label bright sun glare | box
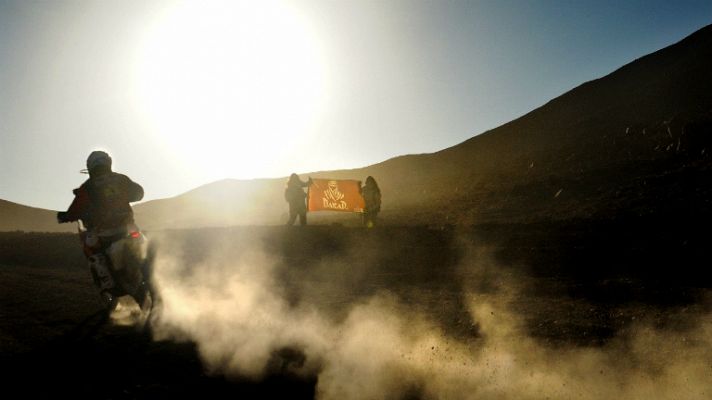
[135,0,327,180]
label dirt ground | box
[1,220,710,398]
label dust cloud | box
[147,232,712,400]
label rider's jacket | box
[64,172,144,232]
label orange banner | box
[308,179,365,212]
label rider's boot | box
[89,254,117,312]
[100,290,118,312]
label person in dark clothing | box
[284,173,312,226]
[361,176,381,228]
[57,150,145,307]
[57,150,144,232]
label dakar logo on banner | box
[324,180,347,209]
[308,178,365,213]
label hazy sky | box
[1,0,710,210]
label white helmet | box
[86,150,112,171]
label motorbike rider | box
[57,150,144,306]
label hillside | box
[134,24,712,229]
[4,25,712,232]
[0,199,73,233]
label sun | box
[134,0,327,180]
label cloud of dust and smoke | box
[147,233,712,400]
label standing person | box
[284,173,312,226]
[361,176,381,228]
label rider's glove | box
[57,211,69,223]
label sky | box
[1,0,710,210]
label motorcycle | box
[77,220,155,316]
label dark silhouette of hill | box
[4,25,711,231]
[132,24,712,229]
[133,178,288,229]
[0,199,73,233]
